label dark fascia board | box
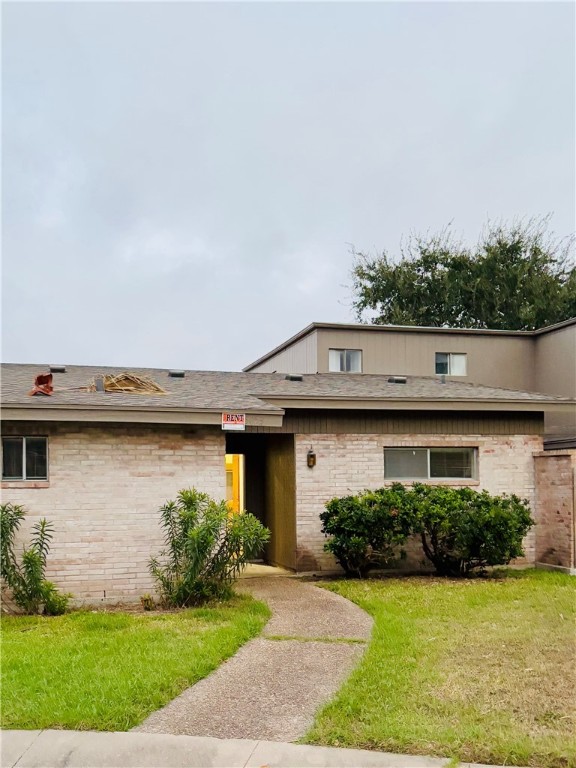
[242,318,576,371]
[256,395,576,413]
[543,436,576,450]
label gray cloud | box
[3,1,574,370]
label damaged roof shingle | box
[1,363,572,418]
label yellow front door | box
[225,454,244,513]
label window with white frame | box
[2,437,48,481]
[329,348,362,373]
[435,352,467,376]
[384,447,477,480]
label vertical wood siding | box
[248,409,543,435]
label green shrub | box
[320,485,416,577]
[149,488,270,607]
[410,483,534,576]
[0,503,70,615]
[320,484,534,578]
[140,593,155,611]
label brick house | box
[245,317,576,577]
[3,362,575,601]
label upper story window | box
[435,352,467,376]
[384,447,477,480]
[329,348,362,373]
[2,437,48,481]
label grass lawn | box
[306,570,576,768]
[1,594,269,731]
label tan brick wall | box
[534,452,576,569]
[1,421,549,599]
[294,433,542,572]
[2,423,226,602]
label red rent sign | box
[221,413,246,431]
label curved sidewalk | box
[133,576,373,742]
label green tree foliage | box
[352,218,576,330]
[149,488,270,606]
[0,503,70,615]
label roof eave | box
[242,323,318,371]
[533,316,576,335]
[256,395,571,412]
[2,405,285,427]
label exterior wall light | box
[307,449,316,468]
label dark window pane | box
[430,449,473,478]
[384,449,428,479]
[2,438,23,480]
[345,350,362,372]
[435,353,449,374]
[25,438,48,480]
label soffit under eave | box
[1,407,285,428]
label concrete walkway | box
[134,576,373,741]
[0,730,517,768]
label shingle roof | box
[1,363,571,417]
[2,365,281,413]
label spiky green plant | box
[149,488,270,607]
[0,503,70,615]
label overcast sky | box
[3,1,575,371]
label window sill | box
[383,479,480,486]
[1,481,50,489]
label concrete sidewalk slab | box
[247,739,453,767]
[0,730,41,767]
[0,730,522,768]
[0,730,256,768]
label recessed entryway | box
[225,434,297,570]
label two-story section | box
[244,318,576,445]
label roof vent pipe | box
[285,374,303,382]
[168,370,185,378]
[49,365,66,373]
